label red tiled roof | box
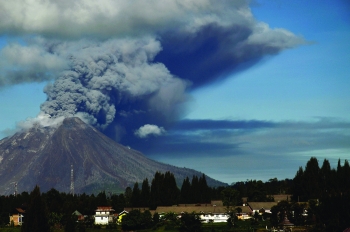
[15,208,25,213]
[96,206,114,211]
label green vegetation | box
[0,158,349,231]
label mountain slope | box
[0,117,225,195]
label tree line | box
[289,157,350,231]
[1,157,349,231]
[128,172,213,208]
[292,157,350,201]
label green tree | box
[121,209,142,231]
[292,166,305,201]
[247,180,268,202]
[43,188,63,213]
[304,157,321,199]
[21,185,50,232]
[124,187,132,207]
[180,177,191,204]
[96,191,107,206]
[190,175,199,203]
[150,171,180,208]
[131,182,141,207]
[179,212,202,232]
[62,214,77,232]
[221,187,240,209]
[121,209,153,231]
[153,212,160,226]
[140,178,150,207]
[198,174,210,203]
[140,210,153,229]
[221,187,240,228]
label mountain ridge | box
[0,117,226,195]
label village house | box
[247,202,277,215]
[94,206,115,225]
[9,208,25,226]
[200,213,229,223]
[154,201,252,223]
[72,210,84,222]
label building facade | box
[94,206,115,225]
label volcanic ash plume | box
[40,38,189,130]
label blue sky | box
[0,0,349,184]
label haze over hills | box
[0,117,225,195]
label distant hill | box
[0,117,226,195]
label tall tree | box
[304,157,321,199]
[221,187,240,228]
[21,185,50,232]
[124,187,132,207]
[320,159,332,197]
[150,171,179,207]
[131,182,141,207]
[164,171,180,206]
[140,178,150,207]
[150,172,163,208]
[292,166,305,201]
[180,177,191,204]
[198,174,210,203]
[190,175,199,203]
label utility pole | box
[14,182,17,196]
[70,164,74,195]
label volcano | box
[0,117,225,195]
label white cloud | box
[134,124,166,138]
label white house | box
[248,202,277,215]
[94,206,115,225]
[200,213,229,223]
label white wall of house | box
[95,215,109,225]
[94,210,114,225]
[200,214,229,223]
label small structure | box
[280,215,294,231]
[236,213,251,220]
[248,202,277,215]
[9,208,25,226]
[117,210,129,224]
[94,206,115,225]
[72,210,84,222]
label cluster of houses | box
[9,195,296,229]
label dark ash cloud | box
[0,0,307,143]
[39,38,189,130]
[156,22,305,88]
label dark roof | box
[10,208,25,214]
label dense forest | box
[0,157,349,231]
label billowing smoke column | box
[0,0,307,142]
[39,38,189,135]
